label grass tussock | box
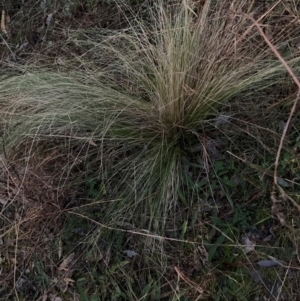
[1,0,300,299]
[1,1,296,229]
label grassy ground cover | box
[0,0,300,300]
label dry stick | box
[245,14,300,212]
[174,266,204,297]
[68,210,199,244]
[245,15,300,87]
[237,0,281,45]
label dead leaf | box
[16,278,27,290]
[58,239,62,259]
[103,246,111,265]
[17,41,29,52]
[241,235,256,254]
[40,0,47,10]
[59,277,75,293]
[257,259,283,268]
[46,13,54,26]
[0,198,7,206]
[88,139,97,147]
[271,203,286,226]
[123,250,138,258]
[277,177,292,188]
[10,258,17,265]
[262,234,273,242]
[63,277,75,284]
[214,114,230,128]
[197,245,208,264]
[1,10,7,35]
[58,253,75,271]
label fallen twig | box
[244,14,300,213]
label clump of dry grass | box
[1,0,300,299]
[1,1,296,230]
